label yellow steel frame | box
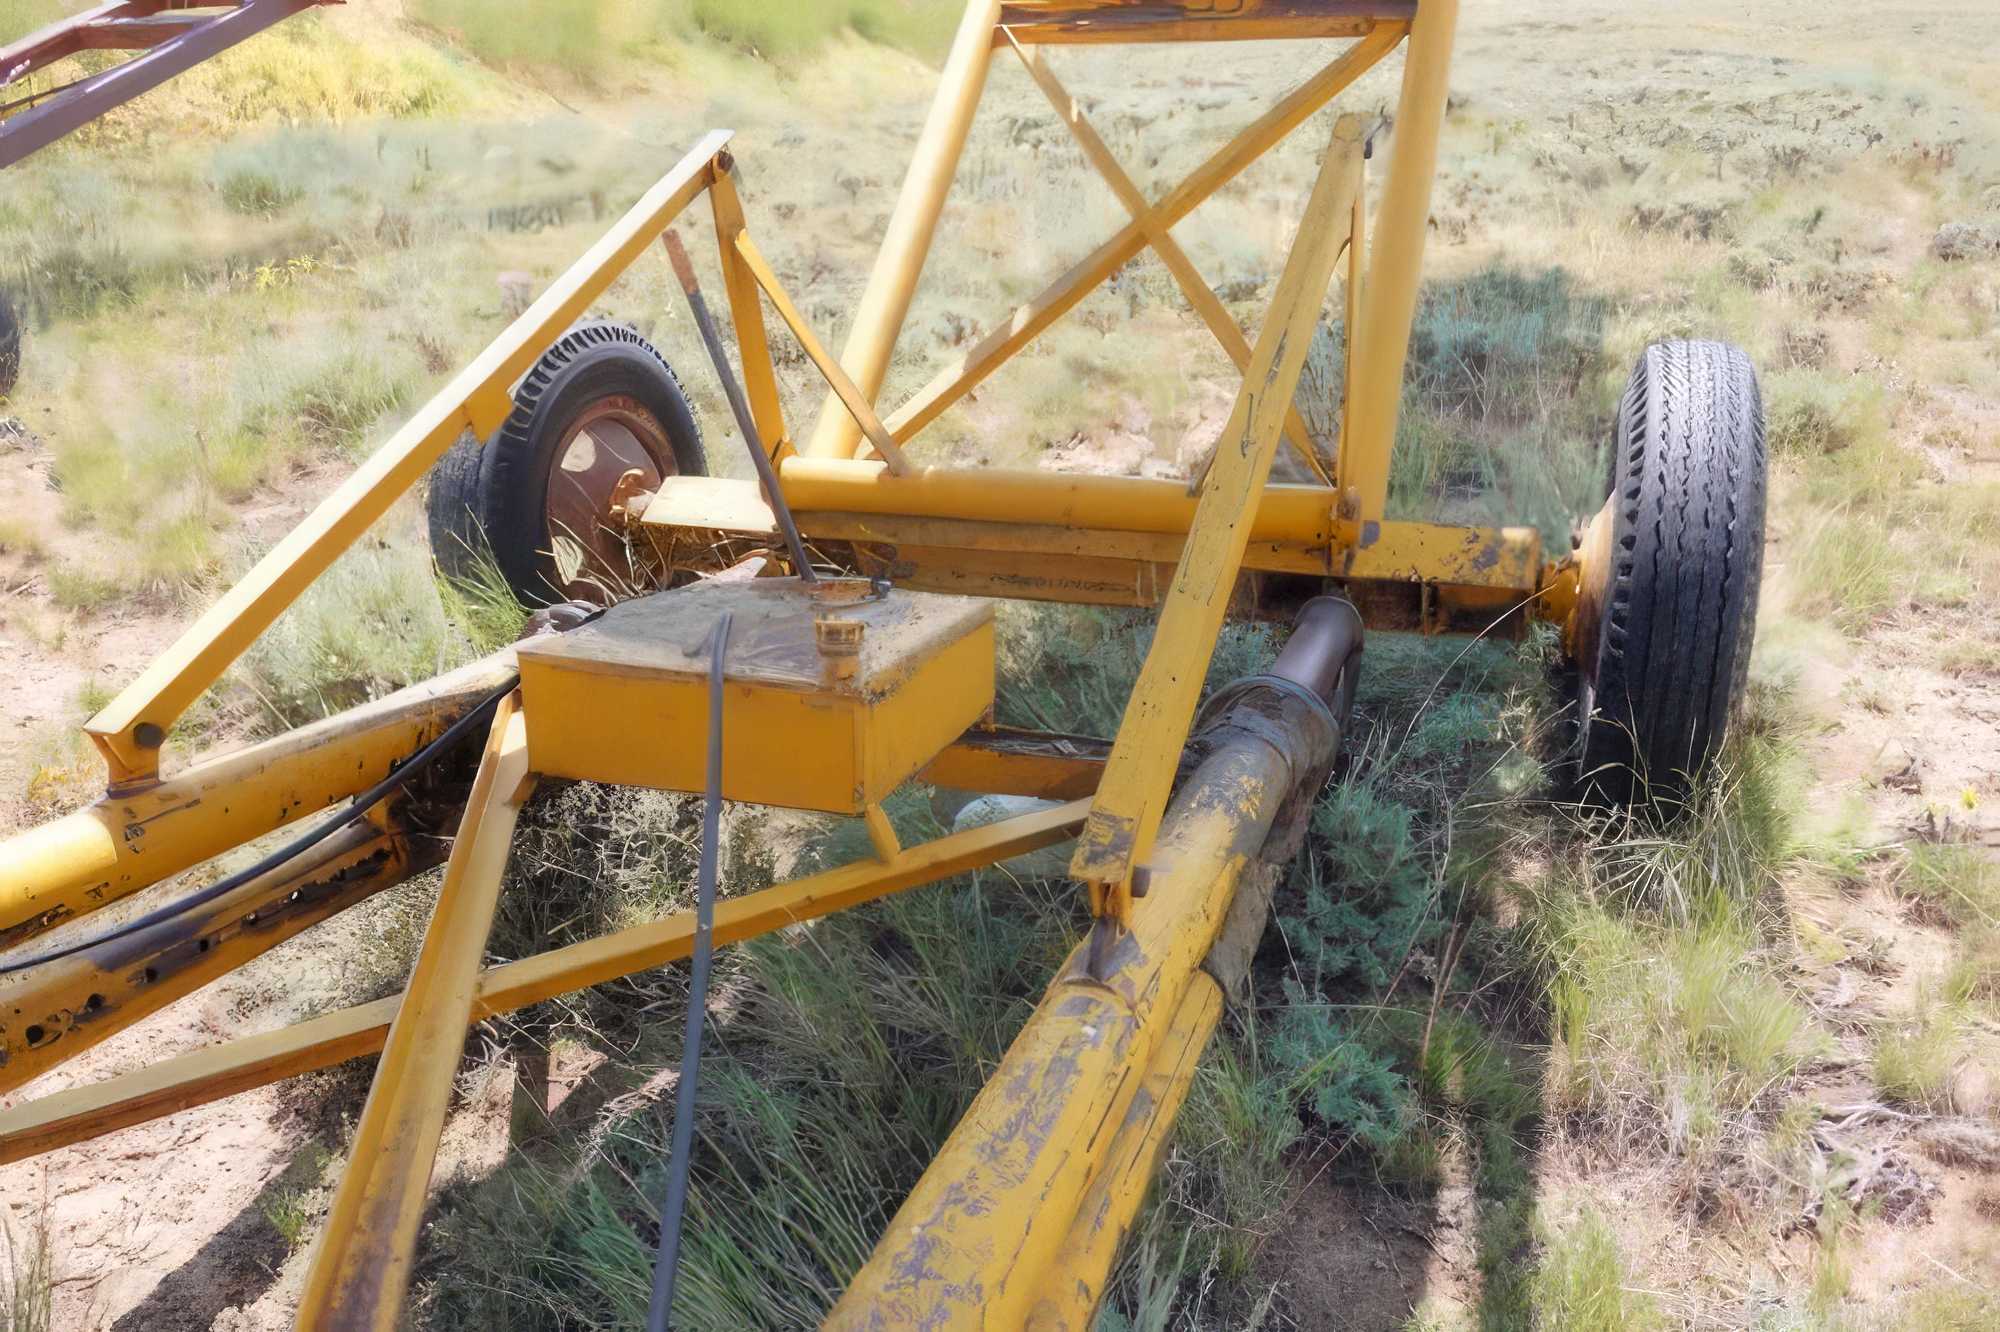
[0,3,1550,1326]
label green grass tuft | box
[1529,1209,1662,1331]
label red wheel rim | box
[543,395,677,602]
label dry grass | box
[2,1,1997,1327]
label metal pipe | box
[663,229,818,583]
[804,0,1004,459]
[1028,972,1222,1329]
[1339,0,1459,525]
[830,602,1349,1328]
[1271,593,1364,687]
[777,455,1336,543]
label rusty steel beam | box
[0,2,156,85]
[1,0,328,169]
[997,0,1415,45]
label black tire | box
[426,431,491,582]
[0,289,20,399]
[1575,339,1766,811]
[426,321,705,606]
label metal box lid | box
[514,577,997,812]
[515,576,992,698]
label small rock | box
[1915,1119,2000,1171]
[1932,221,2000,261]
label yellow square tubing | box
[876,24,1401,450]
[1003,30,1333,486]
[730,229,915,475]
[805,0,1004,460]
[80,131,730,788]
[0,799,1090,1167]
[1331,0,1459,533]
[706,155,789,460]
[1069,115,1362,915]
[298,694,533,1332]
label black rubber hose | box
[646,610,732,1330]
[0,676,520,977]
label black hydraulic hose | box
[646,610,732,1331]
[660,227,818,584]
[0,675,520,977]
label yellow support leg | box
[1336,0,1459,531]
[805,0,1003,460]
[298,694,533,1332]
[1070,115,1362,910]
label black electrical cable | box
[646,611,731,1332]
[0,675,520,977]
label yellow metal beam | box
[0,819,432,1097]
[1337,0,1458,530]
[776,456,1336,543]
[0,800,1088,1166]
[1005,31,1333,485]
[833,701,1317,1325]
[707,156,789,459]
[881,24,1402,446]
[732,231,914,475]
[918,725,1106,799]
[1070,115,1362,908]
[82,133,729,785]
[997,0,1413,45]
[806,0,1004,460]
[0,654,515,945]
[299,695,533,1331]
[1030,972,1221,1328]
[1341,519,1542,590]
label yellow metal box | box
[515,578,995,813]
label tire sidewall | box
[1575,339,1765,810]
[481,323,704,603]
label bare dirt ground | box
[1,0,1997,1327]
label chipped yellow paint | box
[0,656,515,946]
[1030,972,1221,1328]
[299,696,533,1332]
[833,729,1300,1327]
[0,821,427,1097]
